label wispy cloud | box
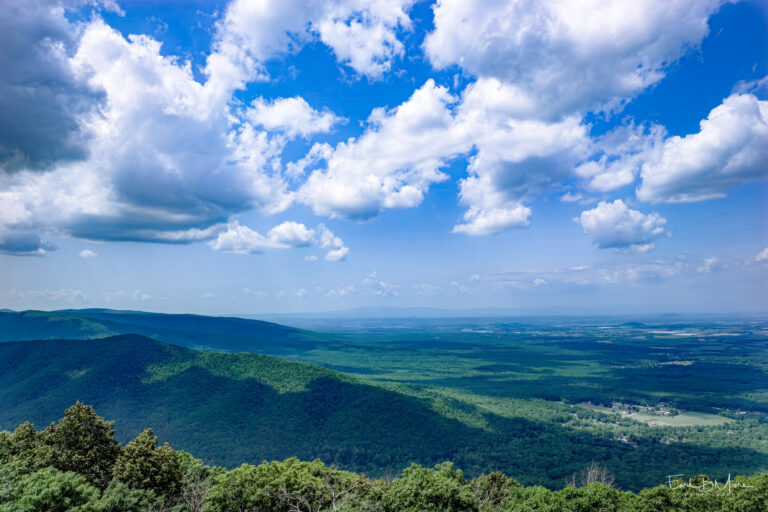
[0,288,87,304]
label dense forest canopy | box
[1,404,766,511]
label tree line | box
[1,403,765,511]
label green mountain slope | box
[0,309,321,353]
[1,335,766,491]
[0,335,485,475]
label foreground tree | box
[112,428,182,501]
[96,481,158,512]
[0,467,99,512]
[178,452,221,512]
[39,403,122,489]
[2,404,768,512]
[205,463,271,512]
[378,462,477,512]
[205,458,367,512]
[469,471,521,511]
[565,461,615,489]
[1,423,34,462]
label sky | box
[0,0,766,315]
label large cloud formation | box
[453,80,590,235]
[0,0,414,255]
[421,0,743,236]
[297,77,592,232]
[0,17,291,245]
[1,0,766,259]
[425,0,725,118]
[296,0,742,236]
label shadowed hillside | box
[0,335,487,474]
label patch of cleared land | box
[577,402,730,427]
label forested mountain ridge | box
[1,334,766,491]
[0,309,322,353]
[0,335,499,477]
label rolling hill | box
[0,309,323,353]
[0,334,491,475]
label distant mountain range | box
[0,309,325,354]
[254,306,768,322]
[257,306,606,319]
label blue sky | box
[0,0,766,315]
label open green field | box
[628,411,731,427]
[576,402,731,427]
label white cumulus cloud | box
[453,206,532,236]
[578,199,668,252]
[453,81,591,234]
[298,77,593,234]
[317,224,350,261]
[207,0,414,87]
[575,123,665,192]
[637,93,768,203]
[209,220,349,260]
[299,80,466,219]
[0,18,293,246]
[266,221,316,248]
[425,0,725,118]
[247,96,344,138]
